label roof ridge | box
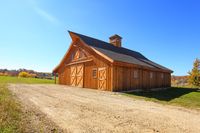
[69,31,114,46]
[69,31,147,60]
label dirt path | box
[9,84,200,133]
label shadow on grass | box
[124,87,200,101]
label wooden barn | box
[53,31,173,91]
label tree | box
[188,58,200,87]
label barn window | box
[150,72,153,79]
[161,73,164,79]
[92,68,97,78]
[133,70,138,79]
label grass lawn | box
[124,87,200,109]
[0,76,55,84]
[0,76,55,133]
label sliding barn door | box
[70,64,84,87]
[98,67,107,90]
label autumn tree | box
[188,58,200,87]
[18,72,30,78]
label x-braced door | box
[70,64,84,87]
[98,67,107,90]
[76,65,84,87]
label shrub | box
[18,72,30,78]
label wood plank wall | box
[58,55,112,91]
[84,59,112,91]
[112,66,171,92]
[58,63,171,92]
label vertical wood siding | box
[112,66,171,91]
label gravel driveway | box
[9,84,200,133]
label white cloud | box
[27,0,60,25]
[34,7,60,25]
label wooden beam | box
[65,58,93,66]
[54,74,56,84]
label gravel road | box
[9,84,200,133]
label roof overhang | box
[113,60,173,73]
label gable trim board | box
[53,31,172,91]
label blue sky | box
[0,0,199,75]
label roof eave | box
[113,60,173,73]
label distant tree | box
[188,58,200,87]
[18,72,30,78]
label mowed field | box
[0,76,55,84]
[0,76,200,132]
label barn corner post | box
[54,73,57,84]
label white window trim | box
[92,68,97,78]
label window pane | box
[92,69,97,78]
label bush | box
[18,72,30,78]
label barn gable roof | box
[69,31,172,72]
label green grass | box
[0,83,22,133]
[0,76,55,133]
[0,76,55,84]
[124,87,200,109]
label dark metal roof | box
[70,31,172,72]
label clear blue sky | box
[0,0,199,75]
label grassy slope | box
[124,87,200,109]
[0,76,54,133]
[0,84,21,133]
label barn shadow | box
[124,87,199,101]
